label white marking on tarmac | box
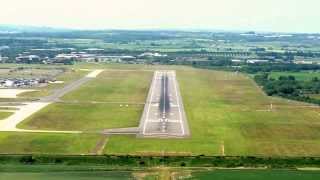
[171,71,185,135]
[143,71,158,134]
[86,69,104,78]
[141,70,187,137]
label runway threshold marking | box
[141,71,186,137]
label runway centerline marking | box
[139,70,189,138]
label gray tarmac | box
[138,71,189,138]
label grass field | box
[0,112,13,120]
[18,70,153,131]
[0,132,100,154]
[189,170,320,180]
[18,103,143,131]
[0,172,131,180]
[269,71,320,81]
[1,169,320,180]
[4,65,320,156]
[62,70,153,102]
[104,68,320,156]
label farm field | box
[0,132,100,154]
[105,68,320,156]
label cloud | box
[0,0,319,32]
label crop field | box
[104,68,320,156]
[0,132,100,154]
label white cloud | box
[0,0,319,32]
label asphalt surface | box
[0,70,103,131]
[138,71,190,138]
[40,70,104,102]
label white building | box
[247,59,269,64]
[139,52,167,57]
[4,80,14,87]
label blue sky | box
[0,0,319,33]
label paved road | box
[0,70,104,131]
[138,70,190,138]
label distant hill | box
[0,25,71,33]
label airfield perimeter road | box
[138,70,190,138]
[0,70,104,132]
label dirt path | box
[221,141,225,156]
[90,135,109,155]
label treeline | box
[1,155,320,169]
[254,73,320,105]
[242,64,320,73]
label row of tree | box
[254,73,320,105]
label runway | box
[138,70,189,138]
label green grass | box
[62,70,153,102]
[105,68,320,156]
[1,169,320,180]
[310,94,320,100]
[7,65,320,156]
[0,132,100,154]
[0,112,12,120]
[18,103,143,131]
[0,172,131,180]
[269,71,320,81]
[189,170,320,180]
[18,70,153,131]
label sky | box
[0,0,319,33]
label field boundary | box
[0,155,320,169]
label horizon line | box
[0,24,319,34]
